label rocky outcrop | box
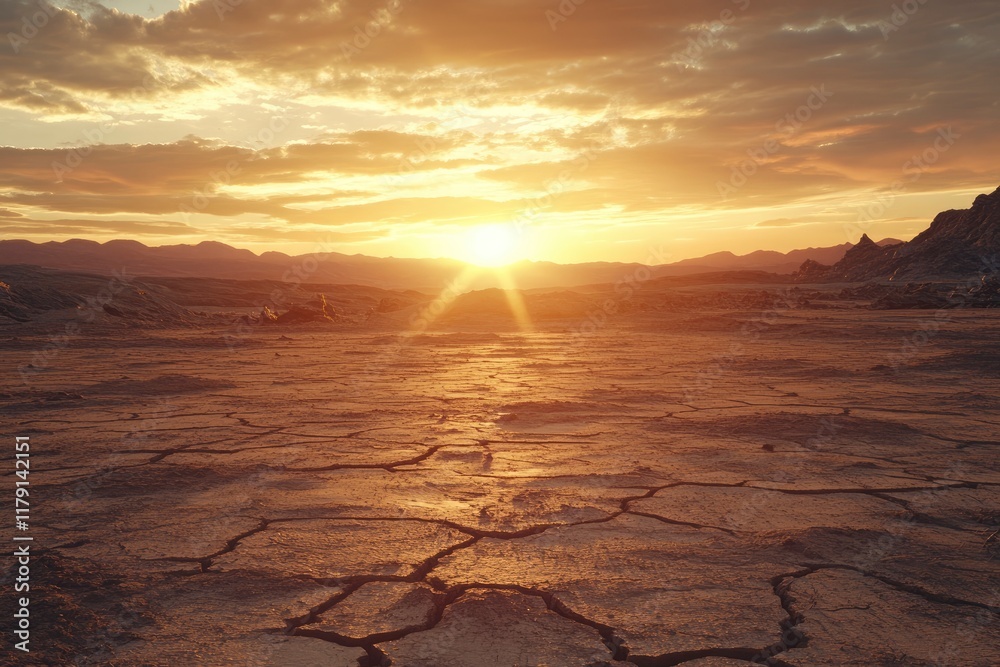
[0,279,36,321]
[793,234,902,283]
[834,276,1000,310]
[795,186,1000,282]
[950,274,1000,308]
[0,265,201,324]
[914,187,1000,250]
[239,295,338,325]
[869,283,951,310]
[275,305,335,324]
[794,259,831,282]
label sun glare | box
[463,224,521,267]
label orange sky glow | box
[1,0,998,264]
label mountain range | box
[7,184,999,290]
[0,236,900,291]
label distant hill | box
[0,237,900,291]
[666,239,900,275]
[797,186,1000,282]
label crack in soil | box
[628,647,798,666]
[292,582,631,666]
[35,434,996,665]
[288,445,445,472]
[796,563,1000,613]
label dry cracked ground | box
[2,309,999,666]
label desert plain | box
[2,277,999,667]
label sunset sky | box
[1,0,998,264]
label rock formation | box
[796,186,1000,282]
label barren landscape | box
[4,1,1000,663]
[3,281,999,665]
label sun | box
[463,224,522,267]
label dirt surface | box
[2,308,999,666]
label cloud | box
[217,225,389,243]
[0,217,195,236]
[754,217,805,228]
[753,213,847,228]
[2,0,999,258]
[0,133,480,215]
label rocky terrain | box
[3,261,1000,338]
[797,187,1000,283]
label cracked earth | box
[2,309,1000,665]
